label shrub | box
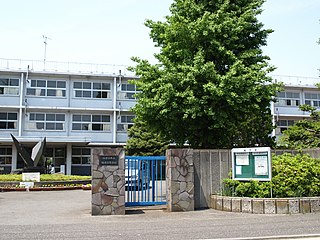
[223,153,320,198]
[272,154,320,197]
[0,174,91,182]
[223,179,271,198]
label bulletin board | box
[231,147,271,181]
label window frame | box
[276,119,295,135]
[26,79,66,97]
[117,115,134,132]
[72,114,111,132]
[275,91,300,107]
[0,78,20,96]
[0,112,18,130]
[118,83,138,100]
[304,92,320,107]
[27,113,66,131]
[73,81,111,99]
[45,147,66,168]
[0,146,12,166]
[71,147,91,165]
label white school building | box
[0,58,319,175]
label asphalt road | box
[0,190,320,240]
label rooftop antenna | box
[42,35,51,65]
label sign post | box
[231,147,271,181]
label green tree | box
[130,0,281,148]
[125,120,169,156]
[279,105,320,149]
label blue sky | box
[260,0,320,82]
[0,0,319,82]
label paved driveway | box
[0,190,320,240]
[0,190,91,225]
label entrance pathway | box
[0,190,320,240]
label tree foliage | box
[279,105,320,149]
[130,0,281,148]
[125,120,169,156]
[224,153,320,198]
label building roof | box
[0,58,137,78]
[272,75,320,89]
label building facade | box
[0,59,138,175]
[0,59,319,175]
[272,76,320,138]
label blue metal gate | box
[125,156,166,206]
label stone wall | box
[166,149,194,212]
[91,148,125,215]
[211,195,320,214]
[193,149,231,209]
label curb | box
[213,234,320,240]
[0,185,91,192]
[211,195,320,214]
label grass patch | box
[0,174,91,182]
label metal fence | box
[125,156,166,207]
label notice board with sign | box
[231,147,271,181]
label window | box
[304,93,320,107]
[73,81,111,99]
[0,147,12,165]
[72,114,111,131]
[45,147,65,167]
[0,78,19,95]
[117,115,134,131]
[276,119,295,135]
[0,112,17,129]
[275,91,300,106]
[26,79,66,97]
[72,147,91,165]
[27,113,65,130]
[118,83,138,100]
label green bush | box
[40,174,91,182]
[0,174,91,182]
[223,153,320,198]
[223,179,271,198]
[272,154,320,197]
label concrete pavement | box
[0,190,320,240]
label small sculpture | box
[11,134,46,173]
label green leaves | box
[224,153,320,198]
[279,105,320,149]
[272,154,320,197]
[125,120,169,156]
[130,0,280,148]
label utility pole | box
[42,35,51,66]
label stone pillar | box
[11,144,18,172]
[91,148,125,215]
[66,143,72,175]
[166,149,194,212]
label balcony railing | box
[0,58,318,85]
[272,75,320,86]
[0,58,134,76]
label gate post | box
[166,149,194,211]
[91,148,125,215]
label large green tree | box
[125,120,169,156]
[130,0,281,148]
